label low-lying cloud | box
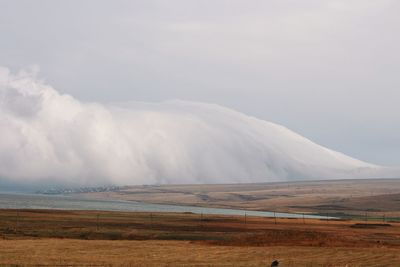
[0,67,398,188]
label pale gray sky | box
[1,0,399,165]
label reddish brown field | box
[1,209,400,266]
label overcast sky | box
[1,0,399,166]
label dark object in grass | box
[271,259,279,266]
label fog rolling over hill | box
[0,67,398,188]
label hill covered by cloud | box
[0,67,397,188]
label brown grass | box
[1,239,400,266]
[1,209,400,266]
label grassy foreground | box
[1,209,400,266]
[2,239,400,266]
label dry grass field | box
[2,239,400,266]
[1,179,400,266]
[1,209,400,266]
[81,179,400,219]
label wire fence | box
[2,208,399,239]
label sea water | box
[0,192,331,219]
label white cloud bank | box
[0,67,398,188]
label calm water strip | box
[0,192,331,219]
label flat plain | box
[2,178,400,266]
[1,208,400,266]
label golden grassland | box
[81,179,400,218]
[2,239,400,266]
[1,209,400,266]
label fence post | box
[16,211,19,232]
[96,213,99,231]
